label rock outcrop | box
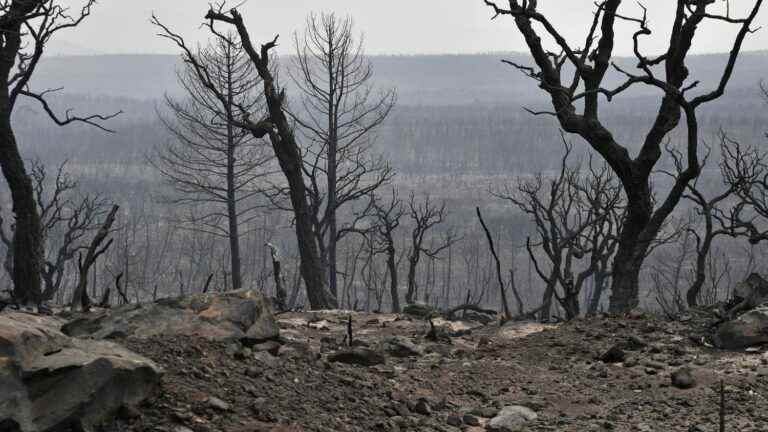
[0,312,162,432]
[62,288,279,345]
[713,306,768,349]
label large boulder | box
[0,312,162,431]
[713,306,768,349]
[62,288,279,345]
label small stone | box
[624,356,639,368]
[207,397,230,411]
[624,335,647,351]
[600,345,626,363]
[412,399,432,416]
[671,367,697,389]
[225,343,241,357]
[245,366,263,378]
[446,414,462,426]
[234,347,252,360]
[462,414,481,426]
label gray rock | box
[253,351,280,368]
[600,345,626,363]
[446,414,462,426]
[402,303,438,318]
[412,399,432,416]
[380,336,424,358]
[714,306,768,349]
[462,414,481,426]
[62,288,279,345]
[207,397,230,411]
[0,312,162,432]
[487,405,538,431]
[671,367,697,389]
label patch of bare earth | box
[117,312,768,432]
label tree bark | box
[226,76,243,291]
[386,242,400,313]
[406,255,419,305]
[0,112,43,306]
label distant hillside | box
[29,51,768,106]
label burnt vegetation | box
[3,1,768,429]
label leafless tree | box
[152,20,274,292]
[0,159,113,302]
[370,189,405,312]
[70,204,119,311]
[284,12,396,298]
[498,138,623,320]
[663,134,762,307]
[405,193,457,305]
[205,4,337,309]
[0,0,119,305]
[482,0,763,312]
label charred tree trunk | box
[539,278,556,322]
[0,113,43,306]
[206,9,338,309]
[406,254,419,305]
[587,271,609,316]
[386,242,400,313]
[226,88,243,291]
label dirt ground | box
[115,311,768,432]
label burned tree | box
[205,5,337,309]
[70,204,119,311]
[370,189,405,312]
[483,0,763,312]
[152,21,274,291]
[498,138,622,320]
[0,0,119,305]
[0,159,113,301]
[663,136,762,307]
[405,193,456,305]
[285,12,395,298]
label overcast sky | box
[55,0,768,56]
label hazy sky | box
[55,0,768,56]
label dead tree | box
[370,189,405,312]
[287,12,396,299]
[720,121,768,247]
[405,193,456,305]
[482,0,763,312]
[267,242,287,310]
[204,4,337,309]
[476,207,513,321]
[0,159,113,301]
[498,139,623,320]
[0,1,119,305]
[152,20,274,292]
[70,205,119,311]
[663,135,760,307]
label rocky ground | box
[112,310,768,432]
